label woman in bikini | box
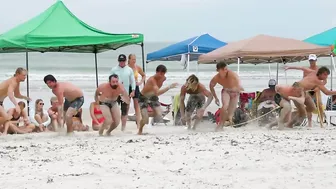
[72,108,89,131]
[29,99,51,132]
[7,101,34,134]
[89,98,105,131]
[128,54,146,128]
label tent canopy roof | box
[0,0,143,53]
[198,34,331,64]
[304,27,336,47]
[146,33,226,62]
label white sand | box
[1,108,336,189]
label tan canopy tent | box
[198,34,331,65]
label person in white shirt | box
[29,99,51,132]
[110,54,136,131]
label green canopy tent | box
[0,0,145,101]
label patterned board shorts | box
[185,94,205,113]
[64,96,84,112]
[138,93,161,110]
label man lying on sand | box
[180,74,213,130]
[286,66,336,128]
[95,74,130,136]
[138,65,177,135]
[209,62,244,131]
[266,82,305,130]
[44,75,84,134]
[0,68,31,121]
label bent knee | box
[34,114,42,119]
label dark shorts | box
[138,93,161,110]
[117,96,128,116]
[99,101,117,109]
[274,93,282,106]
[185,95,205,113]
[129,85,140,99]
[64,96,84,112]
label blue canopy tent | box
[304,27,336,90]
[304,27,336,46]
[146,33,227,73]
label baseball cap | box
[308,54,317,61]
[268,79,276,86]
[118,54,127,62]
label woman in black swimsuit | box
[6,101,34,134]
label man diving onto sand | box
[266,82,305,130]
[286,67,336,128]
[44,74,84,133]
[95,74,130,136]
[0,68,31,120]
[209,62,244,131]
[180,74,213,130]
[138,65,177,135]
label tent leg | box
[94,53,98,88]
[141,43,146,85]
[237,57,240,76]
[331,55,333,90]
[187,54,190,74]
[276,63,279,83]
[25,51,30,115]
[268,64,271,78]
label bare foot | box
[121,125,125,132]
[215,125,224,132]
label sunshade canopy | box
[304,27,336,47]
[198,34,331,64]
[0,0,143,53]
[146,33,226,62]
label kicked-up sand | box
[0,119,336,189]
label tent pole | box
[25,51,30,115]
[196,63,199,76]
[268,64,271,79]
[94,52,98,88]
[237,57,240,76]
[141,43,146,85]
[187,53,190,74]
[276,63,279,83]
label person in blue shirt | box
[110,54,136,131]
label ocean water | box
[0,42,335,109]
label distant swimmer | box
[94,74,130,136]
[0,68,31,120]
[44,74,84,134]
[179,74,213,130]
[209,62,244,131]
[138,65,177,135]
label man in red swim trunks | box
[209,62,244,131]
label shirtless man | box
[0,68,31,120]
[287,66,336,128]
[94,74,130,136]
[209,62,244,131]
[180,74,213,130]
[285,54,326,115]
[266,82,305,130]
[138,65,178,135]
[43,75,84,133]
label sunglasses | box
[39,103,44,105]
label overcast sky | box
[0,0,335,42]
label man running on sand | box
[43,75,84,133]
[285,54,326,116]
[0,68,31,120]
[209,62,244,131]
[180,74,213,130]
[94,74,130,136]
[138,65,178,135]
[286,66,336,128]
[266,82,305,130]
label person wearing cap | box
[110,54,136,132]
[255,79,277,104]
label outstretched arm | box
[158,83,178,96]
[318,85,336,95]
[284,66,315,74]
[137,66,146,85]
[209,76,218,100]
[14,83,29,100]
[289,90,305,105]
[200,84,213,110]
[120,85,130,104]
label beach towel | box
[173,94,180,121]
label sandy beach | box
[1,109,336,189]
